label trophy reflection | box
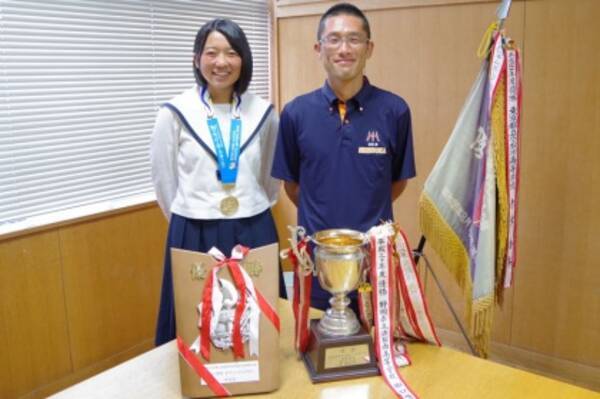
[301,228,379,382]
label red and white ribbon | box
[394,230,441,346]
[369,224,419,399]
[503,46,522,288]
[285,237,313,354]
[177,336,232,397]
[197,245,279,361]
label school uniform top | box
[271,78,416,235]
[151,85,279,220]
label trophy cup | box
[302,228,379,382]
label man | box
[272,3,416,310]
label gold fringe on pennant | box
[471,295,495,358]
[492,73,509,305]
[419,193,474,329]
[420,193,496,357]
[419,193,471,297]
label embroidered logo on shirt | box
[359,130,386,154]
[365,130,381,147]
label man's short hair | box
[317,3,371,40]
[193,18,253,95]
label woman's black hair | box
[193,18,253,95]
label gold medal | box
[220,195,239,216]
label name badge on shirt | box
[358,146,387,155]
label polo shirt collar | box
[321,77,373,108]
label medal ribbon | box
[201,86,242,185]
[177,336,232,397]
[503,46,522,288]
[369,225,419,399]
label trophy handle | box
[280,225,314,276]
[360,243,372,284]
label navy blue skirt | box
[155,208,286,346]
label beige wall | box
[0,206,167,398]
[274,0,600,390]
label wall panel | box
[0,231,72,398]
[273,14,323,266]
[0,205,168,398]
[59,206,166,370]
[510,0,600,367]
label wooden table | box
[50,300,598,399]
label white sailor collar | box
[163,85,274,160]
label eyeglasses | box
[319,34,369,49]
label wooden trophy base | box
[302,319,380,383]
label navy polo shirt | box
[272,78,416,235]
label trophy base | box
[303,319,379,383]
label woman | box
[151,18,284,346]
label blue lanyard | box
[201,86,242,185]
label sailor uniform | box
[151,86,283,345]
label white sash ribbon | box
[394,231,441,346]
[370,225,419,399]
[489,33,506,106]
[503,46,521,288]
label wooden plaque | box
[303,319,379,383]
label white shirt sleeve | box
[260,110,281,205]
[150,107,180,219]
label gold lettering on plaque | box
[324,344,370,369]
[242,260,263,277]
[190,262,207,281]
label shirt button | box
[359,107,364,112]
[344,119,349,124]
[329,107,333,112]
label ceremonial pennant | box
[419,26,523,356]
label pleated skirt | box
[155,208,286,346]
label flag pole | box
[496,0,512,30]
[413,0,512,357]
